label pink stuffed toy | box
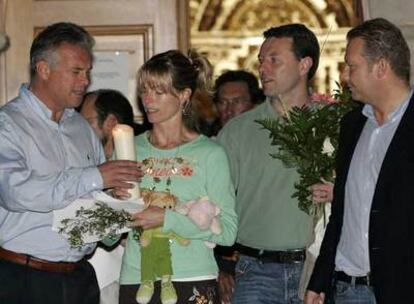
[176,197,221,248]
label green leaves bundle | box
[59,202,133,248]
[256,86,355,215]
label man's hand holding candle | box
[98,160,142,190]
[98,124,142,198]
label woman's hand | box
[129,206,166,229]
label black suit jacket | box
[308,93,414,304]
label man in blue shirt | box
[0,22,141,304]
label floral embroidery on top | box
[188,286,215,304]
[142,156,194,191]
[181,166,193,176]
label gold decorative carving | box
[190,0,355,93]
[222,0,326,31]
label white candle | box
[112,124,140,198]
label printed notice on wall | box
[88,51,129,100]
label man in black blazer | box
[305,18,413,304]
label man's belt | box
[235,243,305,264]
[335,271,371,286]
[0,247,80,274]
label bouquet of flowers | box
[256,85,355,216]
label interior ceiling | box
[190,0,357,33]
[189,0,358,95]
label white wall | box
[362,0,414,84]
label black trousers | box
[119,279,220,304]
[0,258,100,304]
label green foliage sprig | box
[256,85,356,215]
[59,202,139,248]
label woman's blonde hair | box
[137,49,213,131]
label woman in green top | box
[119,49,237,304]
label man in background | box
[80,89,143,304]
[198,70,263,137]
[214,70,264,130]
[212,70,264,303]
[80,89,142,159]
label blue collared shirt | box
[335,90,413,276]
[0,85,105,262]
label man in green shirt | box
[217,23,320,303]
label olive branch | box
[59,201,141,248]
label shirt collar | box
[362,88,413,125]
[20,84,75,123]
[265,97,281,119]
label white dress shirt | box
[0,85,105,262]
[336,91,412,276]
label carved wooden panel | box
[0,0,188,106]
